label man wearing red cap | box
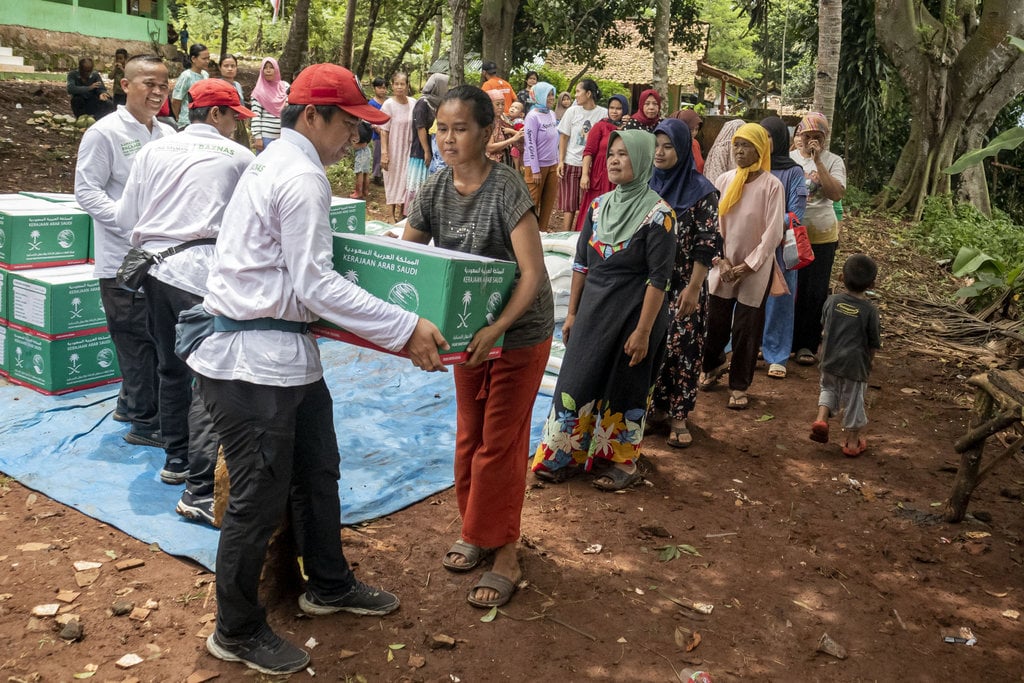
[115,79,256,523]
[186,64,449,676]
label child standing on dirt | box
[810,253,881,456]
[351,122,373,199]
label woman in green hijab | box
[532,130,677,491]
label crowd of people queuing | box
[70,49,878,676]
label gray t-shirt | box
[819,291,881,382]
[406,162,554,349]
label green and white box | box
[0,268,6,322]
[8,264,105,339]
[329,197,366,235]
[313,234,517,364]
[18,192,80,204]
[0,196,91,269]
[6,328,120,395]
[0,323,7,377]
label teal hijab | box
[531,82,555,112]
[597,129,663,245]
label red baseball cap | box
[288,63,390,126]
[188,79,255,119]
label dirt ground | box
[1,80,1023,682]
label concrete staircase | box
[0,44,35,74]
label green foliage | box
[944,128,1024,175]
[326,155,355,195]
[950,246,1024,310]
[912,197,1024,266]
[701,0,760,81]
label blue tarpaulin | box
[0,340,552,571]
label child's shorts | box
[818,372,868,430]
[354,145,372,174]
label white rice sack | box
[538,372,558,397]
[540,231,580,257]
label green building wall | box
[0,0,169,44]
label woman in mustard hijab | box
[533,130,676,491]
[699,123,786,409]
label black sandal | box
[534,465,584,484]
[592,465,641,491]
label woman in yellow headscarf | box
[698,123,786,409]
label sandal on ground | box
[533,465,583,484]
[592,465,641,491]
[796,348,816,366]
[467,571,519,609]
[842,438,868,457]
[727,392,749,410]
[810,420,829,444]
[442,540,493,573]
[698,363,729,390]
[666,421,693,449]
[767,363,787,379]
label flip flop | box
[698,362,729,390]
[767,363,787,379]
[592,465,641,491]
[534,464,584,484]
[666,422,692,449]
[842,438,868,457]
[727,393,749,410]
[467,571,519,609]
[810,420,829,443]
[442,540,493,573]
[796,349,816,366]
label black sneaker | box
[298,581,400,616]
[206,626,309,675]
[159,458,188,485]
[124,429,165,448]
[176,490,216,527]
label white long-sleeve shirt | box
[116,123,255,297]
[187,128,419,387]
[74,105,176,278]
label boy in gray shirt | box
[809,254,881,456]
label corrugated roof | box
[545,22,708,87]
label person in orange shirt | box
[480,61,514,113]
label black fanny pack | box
[116,238,217,292]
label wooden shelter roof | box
[545,21,709,88]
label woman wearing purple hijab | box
[649,118,721,448]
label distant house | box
[545,22,752,116]
[0,0,169,71]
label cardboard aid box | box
[7,264,106,339]
[329,197,366,235]
[0,196,91,269]
[0,268,6,322]
[312,234,517,364]
[0,324,7,377]
[5,327,121,394]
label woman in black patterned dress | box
[649,118,721,448]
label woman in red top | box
[672,109,705,174]
[574,94,629,231]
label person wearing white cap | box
[116,79,256,519]
[188,63,448,676]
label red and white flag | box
[269,0,282,23]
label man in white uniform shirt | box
[190,63,448,676]
[116,79,256,518]
[75,55,174,447]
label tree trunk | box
[480,0,520,77]
[430,12,443,66]
[874,0,1024,219]
[813,0,842,124]
[354,0,382,80]
[385,0,442,79]
[340,0,358,68]
[279,0,311,82]
[219,4,230,66]
[651,0,670,114]
[449,0,469,87]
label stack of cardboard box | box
[0,194,121,394]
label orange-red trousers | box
[453,337,551,549]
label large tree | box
[874,0,1024,219]
[279,0,311,81]
[480,0,521,76]
[449,0,470,86]
[651,0,671,109]
[812,0,841,123]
